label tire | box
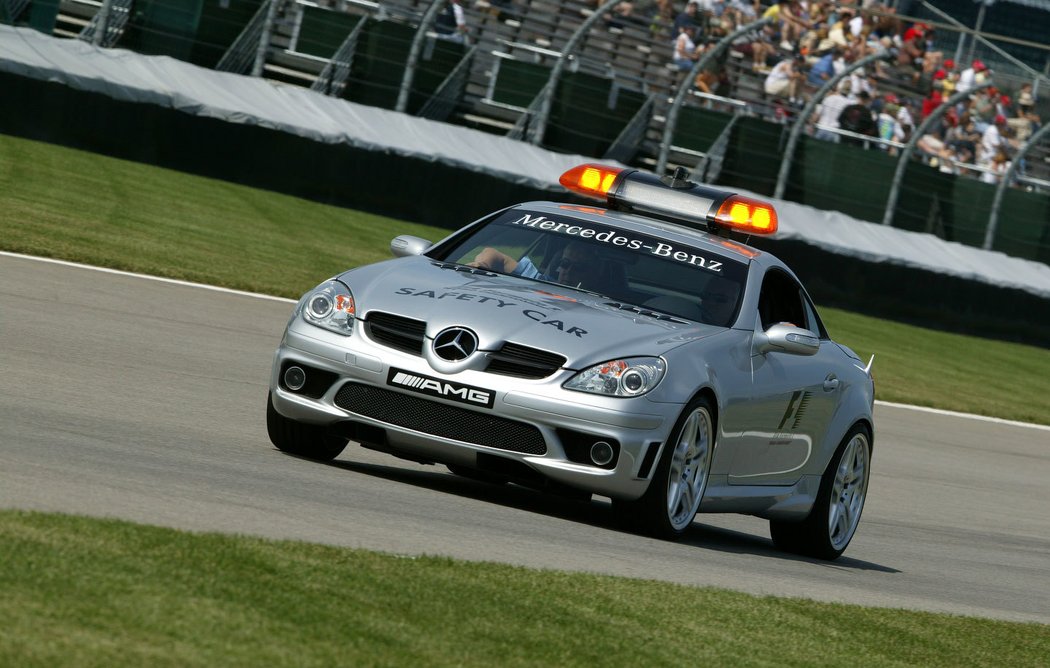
[770,423,872,560]
[266,392,347,461]
[615,397,715,539]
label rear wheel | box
[266,392,347,461]
[770,424,871,560]
[615,397,715,539]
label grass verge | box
[1,133,1047,424]
[1,510,1047,667]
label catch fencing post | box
[396,0,447,114]
[656,17,772,176]
[527,0,623,146]
[983,122,1050,250]
[251,0,281,77]
[92,0,113,46]
[882,81,992,227]
[774,50,891,200]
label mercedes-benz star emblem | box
[433,327,479,361]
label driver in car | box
[470,242,599,289]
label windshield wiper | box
[433,263,612,300]
[432,262,499,277]
[531,277,609,299]
[604,302,692,324]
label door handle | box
[823,374,839,392]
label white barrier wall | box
[2,24,1049,300]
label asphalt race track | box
[2,252,1048,624]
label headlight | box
[300,280,355,336]
[563,357,665,397]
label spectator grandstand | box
[3,0,1049,262]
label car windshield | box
[429,208,749,327]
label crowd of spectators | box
[912,73,1042,183]
[647,0,1042,185]
[463,0,1043,186]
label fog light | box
[284,366,307,391]
[590,441,614,466]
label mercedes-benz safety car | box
[267,163,875,560]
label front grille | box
[366,312,564,380]
[485,343,566,379]
[366,312,426,355]
[334,383,547,455]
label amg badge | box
[387,368,495,408]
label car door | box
[728,268,840,486]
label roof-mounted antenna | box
[664,166,694,189]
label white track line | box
[6,251,1049,432]
[1,251,296,303]
[874,401,1050,432]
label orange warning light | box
[559,164,625,200]
[712,195,778,234]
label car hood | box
[339,256,723,367]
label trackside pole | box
[656,17,772,176]
[773,50,891,200]
[882,81,992,227]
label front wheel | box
[770,423,871,560]
[615,397,715,539]
[266,392,347,461]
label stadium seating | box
[20,0,1049,261]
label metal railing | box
[811,125,904,150]
[0,0,30,25]
[687,90,748,111]
[216,0,276,75]
[985,122,1050,249]
[417,44,478,121]
[918,0,1050,85]
[78,0,132,48]
[774,50,892,200]
[883,82,994,227]
[310,15,368,96]
[506,80,551,142]
[694,113,740,185]
[656,17,772,176]
[395,0,447,113]
[603,93,654,163]
[526,0,624,146]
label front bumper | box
[269,319,681,499]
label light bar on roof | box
[558,163,778,235]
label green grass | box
[0,134,438,298]
[1,133,1048,425]
[1,134,1048,665]
[821,309,1050,424]
[1,510,1047,667]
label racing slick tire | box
[266,392,348,461]
[615,396,715,539]
[769,423,872,560]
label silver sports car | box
[267,164,875,560]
